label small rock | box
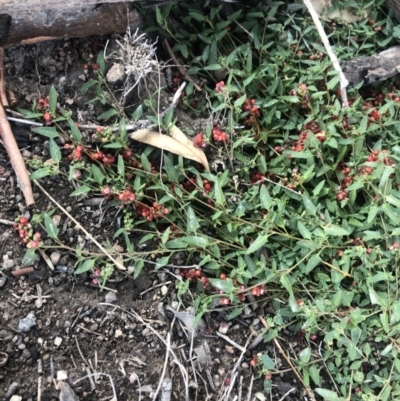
[3,259,15,269]
[50,252,61,265]
[255,392,266,401]
[0,276,7,287]
[105,291,117,304]
[10,396,22,401]
[54,337,63,347]
[170,301,179,310]
[225,345,234,354]
[218,321,229,334]
[18,343,26,350]
[52,215,62,227]
[57,370,68,381]
[18,313,36,333]
[21,150,32,158]
[78,74,86,82]
[21,349,31,359]
[115,329,123,338]
[106,63,125,84]
[161,285,168,296]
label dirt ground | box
[0,34,305,401]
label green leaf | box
[156,256,170,269]
[44,213,58,239]
[119,118,127,143]
[183,236,209,248]
[261,354,275,370]
[323,224,350,236]
[379,166,394,191]
[30,168,51,180]
[260,185,274,209]
[81,79,98,93]
[49,139,61,164]
[97,50,106,74]
[70,185,91,196]
[21,248,37,267]
[208,278,234,293]
[279,95,300,103]
[98,109,117,120]
[386,194,400,209]
[214,179,225,205]
[381,203,399,224]
[297,221,312,240]
[132,104,143,121]
[305,254,321,274]
[186,206,200,232]
[91,164,105,184]
[315,389,344,401]
[165,238,189,249]
[204,63,223,71]
[69,119,82,142]
[75,259,95,274]
[246,234,269,254]
[31,127,59,139]
[303,193,317,216]
[280,274,293,298]
[299,347,311,363]
[49,85,58,113]
[117,155,125,177]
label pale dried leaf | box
[169,125,209,171]
[130,129,209,171]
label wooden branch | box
[0,2,139,46]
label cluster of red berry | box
[215,81,225,93]
[135,201,169,221]
[242,98,260,117]
[64,144,84,161]
[13,216,42,249]
[36,96,53,125]
[83,52,99,79]
[179,268,211,290]
[118,189,136,204]
[193,133,207,148]
[212,125,228,142]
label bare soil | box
[0,35,304,401]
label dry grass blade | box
[130,128,210,171]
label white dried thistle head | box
[106,27,159,97]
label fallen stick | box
[0,47,35,207]
[0,104,35,208]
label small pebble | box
[50,252,61,265]
[57,370,68,381]
[10,396,22,401]
[21,349,31,359]
[18,313,36,333]
[115,329,123,338]
[105,291,117,304]
[218,322,229,334]
[54,337,63,347]
[161,285,168,296]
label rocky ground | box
[0,35,304,401]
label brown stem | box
[163,38,202,92]
[11,267,35,276]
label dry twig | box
[0,49,35,207]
